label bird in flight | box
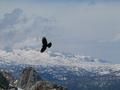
[40,37,52,53]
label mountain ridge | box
[1,49,120,90]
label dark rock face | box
[0,72,9,89]
[18,67,41,89]
[1,70,14,85]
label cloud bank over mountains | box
[0,8,56,50]
[0,49,120,76]
[0,1,120,63]
[0,49,109,67]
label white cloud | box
[0,8,56,50]
[0,8,23,30]
[0,49,106,66]
[111,33,120,42]
[99,33,120,43]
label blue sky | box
[0,0,120,63]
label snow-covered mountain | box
[0,49,120,90]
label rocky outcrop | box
[0,70,17,90]
[30,81,67,90]
[18,67,67,90]
[18,67,41,90]
[0,67,67,90]
[0,72,9,89]
[0,70,14,85]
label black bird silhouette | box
[40,37,52,53]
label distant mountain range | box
[0,49,120,90]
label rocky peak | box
[18,67,41,89]
[17,67,67,90]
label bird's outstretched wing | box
[40,45,47,53]
[47,42,52,48]
[42,37,47,45]
[40,37,52,53]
